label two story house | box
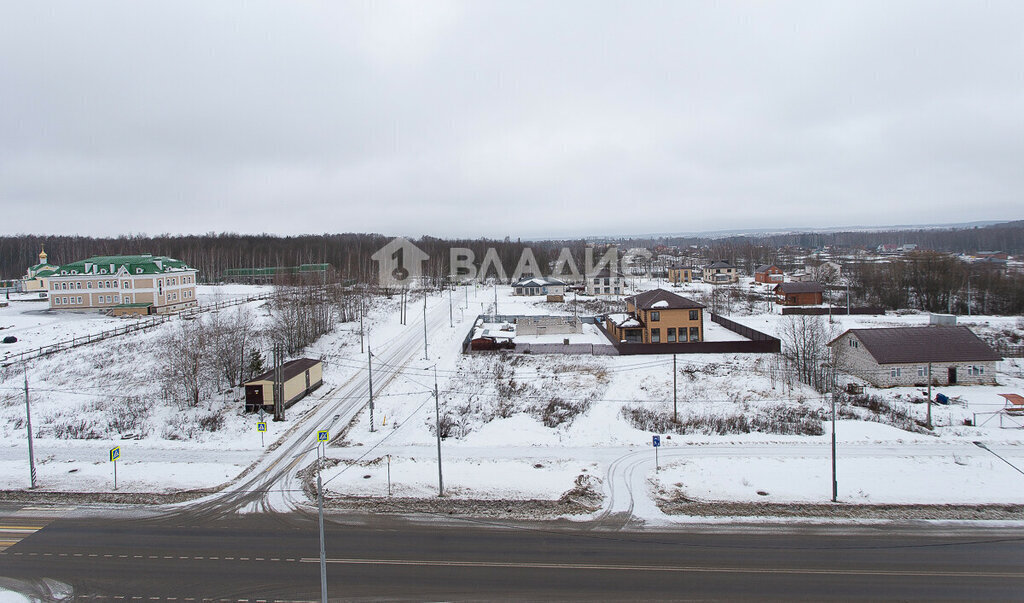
[703,261,738,284]
[585,268,625,296]
[606,289,704,344]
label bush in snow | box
[620,404,825,436]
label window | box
[651,328,661,343]
[113,295,120,303]
[689,310,698,320]
[54,298,61,305]
[87,282,92,289]
[917,366,926,377]
[124,281,129,288]
[679,328,688,342]
[689,326,699,341]
[890,367,902,377]
[968,365,985,376]
[593,278,600,284]
[76,282,81,289]
[667,327,676,342]
[849,339,859,349]
[650,311,660,321]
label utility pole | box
[430,365,444,496]
[316,439,328,603]
[359,295,365,354]
[672,355,678,423]
[423,293,429,360]
[448,285,453,328]
[927,362,933,429]
[493,282,498,317]
[273,344,284,422]
[23,368,36,489]
[368,347,375,433]
[846,282,850,315]
[830,384,837,503]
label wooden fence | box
[0,292,273,368]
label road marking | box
[0,505,68,552]
[299,558,1024,579]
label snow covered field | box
[0,281,1021,517]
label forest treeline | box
[2,222,1023,313]
[4,221,1021,282]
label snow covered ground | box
[0,281,1021,519]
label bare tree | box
[778,314,836,393]
[158,318,213,408]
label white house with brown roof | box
[829,326,1001,388]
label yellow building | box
[47,254,198,314]
[244,359,324,412]
[606,289,705,344]
[667,265,693,284]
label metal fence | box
[781,306,884,316]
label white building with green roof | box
[47,254,198,314]
[23,246,58,293]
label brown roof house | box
[828,326,1001,388]
[774,281,824,306]
[753,264,784,283]
[606,289,704,344]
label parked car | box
[2,336,17,344]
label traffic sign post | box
[257,421,267,447]
[652,435,660,473]
[110,446,120,490]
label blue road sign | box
[317,430,330,442]
[652,435,661,447]
[257,422,267,432]
[110,446,120,461]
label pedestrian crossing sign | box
[317,430,329,442]
[110,447,120,462]
[257,422,267,433]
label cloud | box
[0,1,1021,238]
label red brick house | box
[774,281,824,306]
[753,264,783,283]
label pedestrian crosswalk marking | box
[0,505,71,552]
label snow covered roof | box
[625,288,704,310]
[705,261,735,269]
[512,276,567,287]
[607,313,642,328]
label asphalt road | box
[2,508,1023,601]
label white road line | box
[299,557,1024,579]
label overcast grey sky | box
[1,1,1021,239]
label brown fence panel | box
[781,306,884,316]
